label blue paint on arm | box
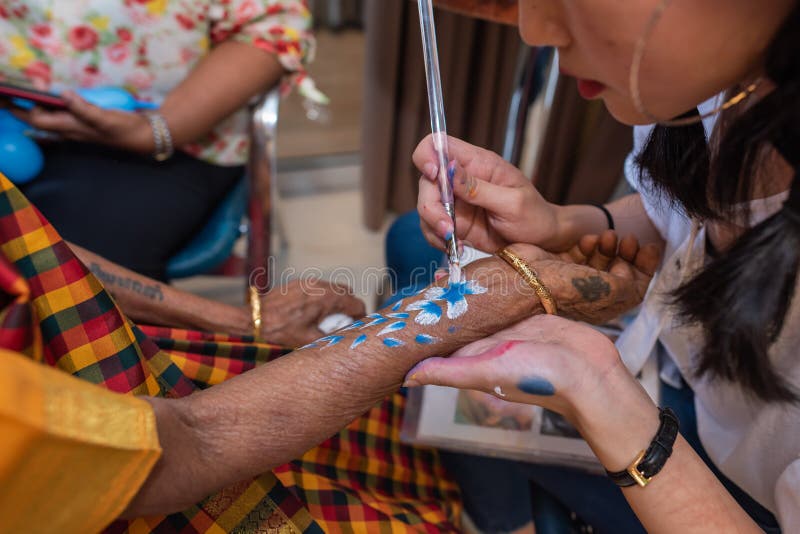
[406,300,442,325]
[350,334,367,349]
[341,320,365,331]
[378,321,407,336]
[517,377,555,396]
[435,281,489,319]
[383,338,405,347]
[415,334,439,345]
[391,299,404,311]
[388,312,410,319]
[319,335,345,348]
[362,314,388,328]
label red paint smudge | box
[470,340,520,364]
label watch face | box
[434,0,518,26]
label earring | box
[629,0,762,127]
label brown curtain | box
[361,0,521,229]
[311,0,364,28]
[534,78,632,205]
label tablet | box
[0,82,68,110]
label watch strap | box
[606,407,679,488]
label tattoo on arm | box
[90,263,165,302]
[572,275,610,302]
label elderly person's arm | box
[13,1,314,154]
[123,239,658,517]
[68,242,365,347]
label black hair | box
[636,3,800,403]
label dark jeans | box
[384,210,781,534]
[21,142,242,280]
[440,379,780,533]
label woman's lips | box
[576,79,606,99]
[559,66,606,99]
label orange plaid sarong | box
[0,174,461,533]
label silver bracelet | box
[144,112,174,162]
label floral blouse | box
[0,0,317,165]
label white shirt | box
[616,98,800,529]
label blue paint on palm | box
[351,334,367,349]
[518,377,555,396]
[415,334,438,345]
[378,321,406,336]
[383,338,405,347]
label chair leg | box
[247,89,281,292]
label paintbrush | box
[417,0,462,282]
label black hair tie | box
[593,204,615,231]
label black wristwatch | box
[606,408,680,488]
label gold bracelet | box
[249,286,263,340]
[497,248,558,315]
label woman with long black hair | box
[413,0,800,531]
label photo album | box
[401,320,661,474]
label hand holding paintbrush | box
[417,0,463,282]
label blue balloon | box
[0,132,44,183]
[0,109,30,134]
[76,86,158,111]
[77,86,138,111]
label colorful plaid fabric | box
[139,325,290,388]
[0,174,317,533]
[0,173,462,533]
[275,390,461,533]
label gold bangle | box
[249,286,263,340]
[497,248,558,315]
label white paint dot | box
[494,386,507,398]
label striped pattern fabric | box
[275,390,462,533]
[0,174,461,533]
[139,325,290,388]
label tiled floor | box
[273,186,393,311]
[175,29,394,312]
[175,180,393,312]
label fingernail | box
[447,160,457,180]
[438,220,454,239]
[403,372,421,388]
[424,163,438,180]
[434,269,448,281]
[466,175,478,197]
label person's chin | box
[600,95,659,127]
